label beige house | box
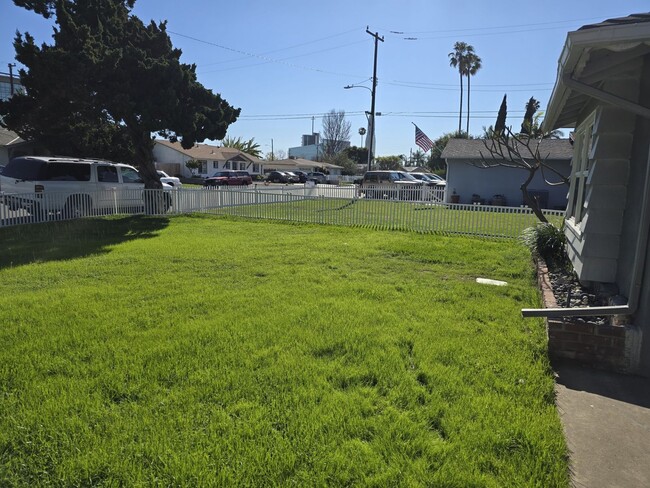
[153,139,262,178]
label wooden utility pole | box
[366,28,384,172]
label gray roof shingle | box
[578,12,650,31]
[440,138,573,161]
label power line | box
[237,109,526,121]
[197,39,370,75]
[383,81,553,92]
[381,14,629,36]
[198,27,362,67]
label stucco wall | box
[445,159,570,208]
[153,144,192,177]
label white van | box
[0,156,171,218]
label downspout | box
[522,79,650,318]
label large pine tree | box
[0,0,240,188]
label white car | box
[0,156,172,218]
[157,170,182,187]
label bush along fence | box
[0,185,564,239]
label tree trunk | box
[521,167,548,223]
[458,71,463,134]
[127,126,167,214]
[129,127,161,190]
[466,73,471,137]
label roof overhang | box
[543,21,650,131]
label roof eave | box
[543,21,650,131]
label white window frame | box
[566,111,596,228]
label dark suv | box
[204,170,252,186]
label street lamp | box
[344,84,373,171]
[344,28,383,172]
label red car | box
[204,170,252,186]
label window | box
[45,163,91,181]
[197,160,207,174]
[212,161,218,169]
[2,159,46,180]
[98,165,118,182]
[252,163,259,173]
[567,112,596,225]
[120,167,144,184]
[224,161,231,169]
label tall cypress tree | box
[0,0,240,188]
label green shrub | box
[520,222,567,263]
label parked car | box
[156,170,182,187]
[234,171,253,185]
[425,173,447,186]
[204,170,252,186]
[266,171,290,184]
[293,170,309,183]
[307,172,327,184]
[410,172,446,187]
[360,170,426,200]
[284,171,300,183]
[0,156,172,217]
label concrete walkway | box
[553,360,650,488]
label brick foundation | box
[536,258,628,371]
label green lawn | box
[0,215,568,486]
[204,197,563,238]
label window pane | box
[45,163,91,181]
[121,167,144,183]
[98,166,118,182]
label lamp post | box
[345,29,383,172]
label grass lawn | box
[204,197,563,238]
[0,215,568,486]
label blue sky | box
[1,0,648,158]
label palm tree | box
[221,136,262,158]
[464,47,481,137]
[412,149,426,166]
[449,42,469,135]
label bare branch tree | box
[476,96,570,223]
[321,109,351,159]
[479,126,568,223]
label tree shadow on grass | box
[0,215,169,269]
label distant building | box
[0,72,23,101]
[288,133,350,161]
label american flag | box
[414,125,434,152]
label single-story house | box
[264,158,343,182]
[0,128,44,164]
[441,138,573,208]
[153,139,262,178]
[541,13,650,376]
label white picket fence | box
[0,185,564,238]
